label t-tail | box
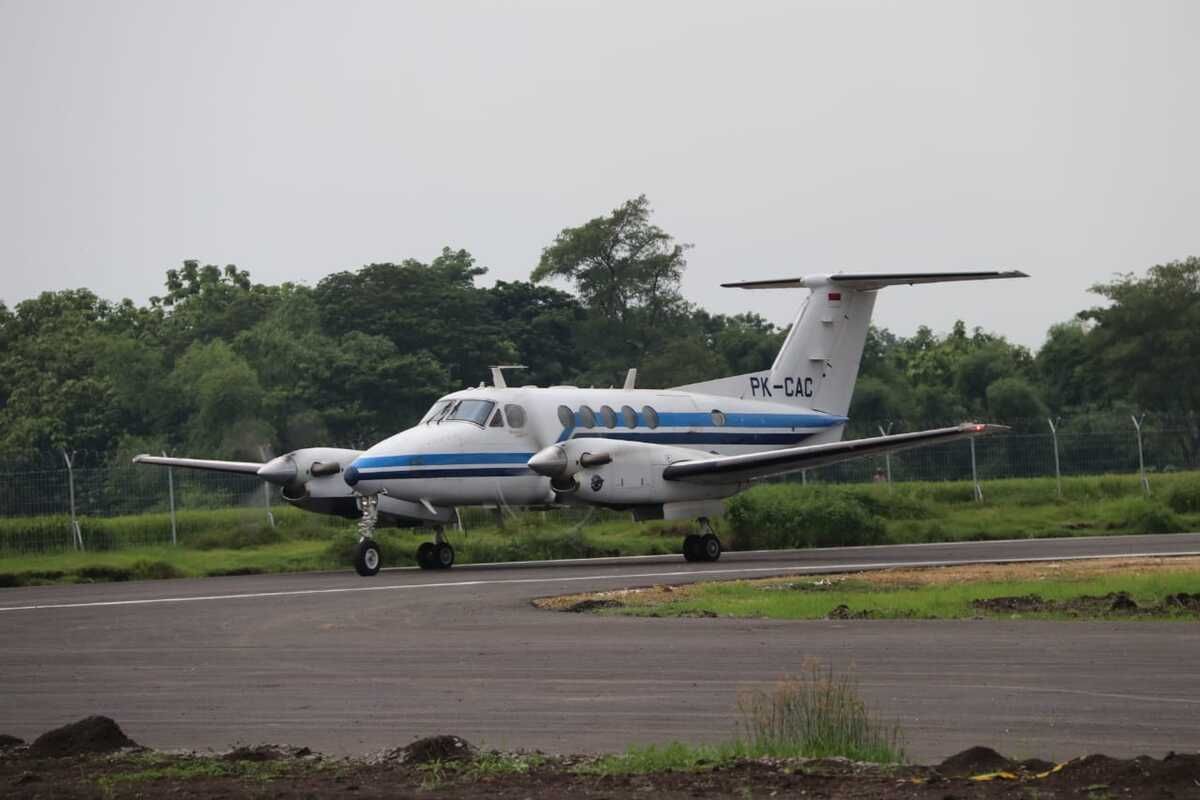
[676,270,1027,416]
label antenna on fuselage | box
[623,368,637,390]
[489,365,528,389]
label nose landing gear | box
[682,517,722,563]
[354,494,382,576]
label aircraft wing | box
[662,423,1007,485]
[132,454,264,475]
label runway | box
[2,533,1199,762]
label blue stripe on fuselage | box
[354,467,533,480]
[569,431,816,446]
[354,452,535,468]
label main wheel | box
[354,539,382,576]
[700,533,722,562]
[682,534,702,562]
[416,542,436,570]
[434,542,455,569]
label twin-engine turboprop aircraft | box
[135,270,1025,575]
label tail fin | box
[722,271,1027,416]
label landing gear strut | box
[682,517,722,563]
[416,526,455,570]
[354,494,382,576]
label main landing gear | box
[682,517,722,563]
[415,526,455,571]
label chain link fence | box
[2,414,1196,554]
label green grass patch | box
[611,569,1200,621]
[2,471,1198,586]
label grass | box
[593,564,1200,621]
[580,662,904,773]
[93,752,319,795]
[2,471,1198,586]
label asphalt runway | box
[2,533,1199,762]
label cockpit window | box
[504,404,527,428]
[447,399,496,426]
[488,408,505,427]
[421,400,452,424]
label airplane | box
[135,270,1026,576]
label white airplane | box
[135,270,1025,575]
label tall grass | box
[581,661,906,774]
[737,661,905,763]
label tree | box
[532,195,690,359]
[985,377,1048,426]
[1081,257,1200,463]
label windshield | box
[446,399,495,426]
[421,400,452,424]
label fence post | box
[259,446,276,528]
[61,449,84,551]
[163,450,177,546]
[969,437,983,502]
[1131,414,1150,496]
[878,423,894,491]
[1047,417,1062,498]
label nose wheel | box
[416,527,455,570]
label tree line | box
[0,195,1196,469]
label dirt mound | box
[972,594,1047,613]
[28,716,137,757]
[563,599,623,613]
[395,735,475,764]
[827,604,872,619]
[1164,592,1200,610]
[0,734,24,749]
[223,744,311,761]
[937,746,1014,776]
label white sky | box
[1,0,1197,348]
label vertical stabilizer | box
[721,270,1027,415]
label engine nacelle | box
[527,439,742,508]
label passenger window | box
[557,405,575,428]
[489,409,505,427]
[579,405,596,428]
[642,405,659,429]
[620,405,637,428]
[599,405,617,429]
[505,404,527,428]
[711,410,726,426]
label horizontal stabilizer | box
[722,270,1027,291]
[663,423,1008,484]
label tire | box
[700,533,722,562]
[682,534,702,562]
[354,539,382,577]
[416,542,436,570]
[434,542,455,569]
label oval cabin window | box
[620,405,637,428]
[579,405,596,428]
[557,405,574,428]
[599,405,617,429]
[642,405,659,429]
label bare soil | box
[3,722,1198,799]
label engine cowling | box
[527,440,741,507]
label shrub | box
[1107,498,1184,534]
[1164,475,1200,514]
[191,525,285,550]
[128,560,184,580]
[725,485,886,550]
[737,661,905,763]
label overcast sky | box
[2,0,1197,348]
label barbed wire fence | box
[1,413,1196,555]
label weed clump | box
[737,661,905,763]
